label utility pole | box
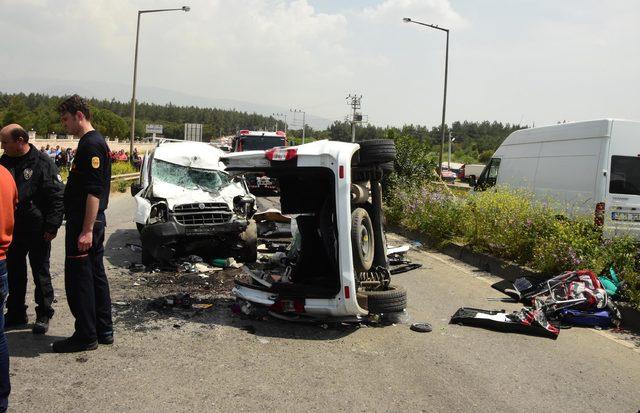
[346,94,363,142]
[448,131,455,170]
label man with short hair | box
[0,124,64,334]
[0,163,18,412]
[53,94,113,353]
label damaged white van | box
[131,141,257,265]
[222,139,406,320]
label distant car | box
[441,168,457,182]
[130,140,257,265]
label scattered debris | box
[390,263,423,275]
[128,263,146,273]
[387,245,411,255]
[451,307,559,339]
[387,244,422,275]
[75,356,88,363]
[126,243,142,252]
[192,303,214,310]
[410,322,433,333]
[457,269,623,338]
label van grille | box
[173,203,232,226]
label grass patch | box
[385,182,640,308]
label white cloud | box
[362,0,467,29]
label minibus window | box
[610,156,640,196]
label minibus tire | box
[351,208,375,272]
[358,139,396,165]
[359,285,407,314]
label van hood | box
[149,179,249,210]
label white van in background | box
[474,119,640,239]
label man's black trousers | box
[6,236,54,318]
[64,217,113,343]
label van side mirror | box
[131,183,142,196]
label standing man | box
[0,124,64,334]
[0,163,18,412]
[53,95,113,353]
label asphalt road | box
[6,193,640,412]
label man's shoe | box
[52,337,98,353]
[32,315,50,335]
[98,332,114,345]
[3,313,28,330]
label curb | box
[389,225,640,331]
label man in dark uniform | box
[0,124,64,334]
[53,95,113,353]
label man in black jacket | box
[0,124,64,334]
[53,95,113,353]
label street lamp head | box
[182,6,190,12]
[402,17,411,23]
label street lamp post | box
[403,17,449,177]
[130,6,190,158]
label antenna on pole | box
[346,94,363,142]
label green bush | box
[385,183,640,308]
[116,180,128,193]
[111,161,137,176]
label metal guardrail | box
[110,172,139,182]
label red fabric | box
[0,165,17,260]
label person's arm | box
[42,159,65,241]
[77,194,99,251]
[77,142,107,252]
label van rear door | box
[604,121,640,239]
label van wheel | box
[237,221,258,263]
[358,139,396,165]
[358,285,407,314]
[351,208,375,272]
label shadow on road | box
[104,228,141,269]
[112,297,359,342]
[6,330,67,358]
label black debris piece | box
[410,322,432,333]
[450,307,559,339]
[390,263,423,275]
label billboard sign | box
[184,123,203,142]
[146,124,163,134]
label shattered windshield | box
[152,159,231,192]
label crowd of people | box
[37,144,142,170]
[0,95,115,412]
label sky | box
[1,0,639,129]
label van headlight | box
[149,202,168,224]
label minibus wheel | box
[358,139,396,165]
[351,208,375,272]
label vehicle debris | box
[410,322,433,333]
[455,269,624,338]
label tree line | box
[0,92,524,163]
